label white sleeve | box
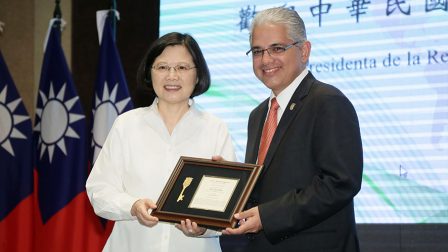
[215,121,237,162]
[85,117,139,221]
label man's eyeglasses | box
[246,41,301,58]
[151,64,196,73]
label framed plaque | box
[151,156,262,230]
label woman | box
[86,32,236,252]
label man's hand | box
[131,199,159,227]
[212,155,224,162]
[175,219,207,237]
[222,206,263,235]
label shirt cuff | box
[198,229,222,238]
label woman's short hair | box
[136,32,210,98]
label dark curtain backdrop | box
[72,0,159,126]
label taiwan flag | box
[32,18,104,252]
[91,10,133,164]
[89,9,134,242]
[0,50,34,252]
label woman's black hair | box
[136,32,211,98]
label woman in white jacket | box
[86,32,236,252]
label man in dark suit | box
[220,7,363,252]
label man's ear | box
[301,41,311,62]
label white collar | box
[270,69,308,110]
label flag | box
[0,50,34,252]
[33,18,104,252]
[91,10,133,164]
[89,10,134,241]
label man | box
[220,7,363,252]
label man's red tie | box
[257,98,279,165]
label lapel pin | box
[289,103,296,111]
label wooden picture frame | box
[151,156,262,230]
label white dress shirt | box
[86,99,236,252]
[269,68,309,123]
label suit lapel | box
[260,72,316,175]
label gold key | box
[177,177,193,202]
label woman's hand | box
[131,199,159,227]
[175,219,206,237]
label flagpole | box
[110,0,117,42]
[53,0,61,18]
[53,0,62,29]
